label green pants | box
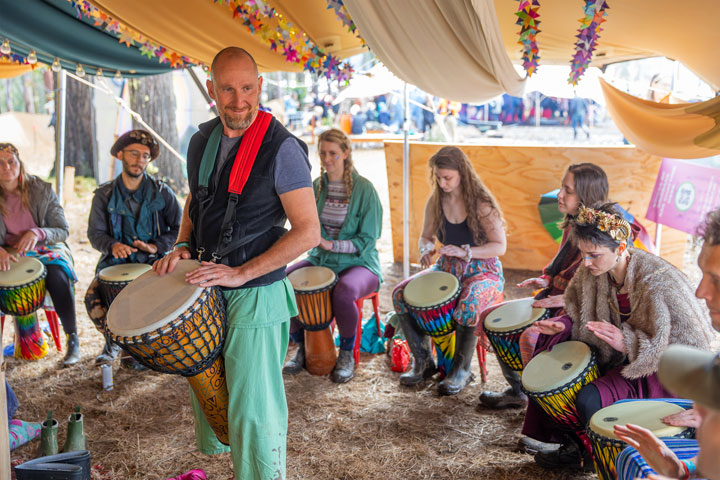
[190,279,295,480]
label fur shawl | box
[564,248,713,379]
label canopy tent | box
[600,78,720,159]
[332,63,404,105]
[519,65,605,105]
[0,0,175,77]
[0,59,31,79]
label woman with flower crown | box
[522,203,714,471]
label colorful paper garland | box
[568,0,609,85]
[515,0,541,76]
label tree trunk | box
[129,73,186,193]
[62,76,95,178]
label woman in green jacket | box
[283,128,383,383]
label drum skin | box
[98,263,152,307]
[0,256,46,317]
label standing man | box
[154,47,320,480]
[85,130,182,364]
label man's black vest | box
[186,116,308,289]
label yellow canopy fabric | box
[600,78,720,159]
[87,0,365,72]
[0,60,32,79]
[495,0,720,90]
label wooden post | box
[0,320,11,480]
[62,166,75,205]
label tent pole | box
[402,82,410,279]
[55,69,66,202]
[186,67,219,116]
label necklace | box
[608,298,632,318]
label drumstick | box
[0,321,11,480]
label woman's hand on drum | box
[662,407,702,429]
[318,238,333,251]
[420,251,435,268]
[614,424,685,479]
[517,277,549,289]
[13,230,38,255]
[586,321,626,353]
[112,242,138,259]
[132,240,158,255]
[0,247,18,271]
[186,261,248,288]
[437,244,466,260]
[533,317,567,335]
[153,246,191,275]
[532,295,565,309]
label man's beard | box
[122,163,143,178]
[222,106,256,131]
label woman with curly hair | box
[392,146,507,395]
[283,128,383,383]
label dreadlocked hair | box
[428,146,504,245]
[316,128,353,202]
[0,143,31,217]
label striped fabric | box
[614,398,703,480]
[320,180,357,253]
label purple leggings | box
[287,260,379,350]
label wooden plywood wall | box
[384,142,686,271]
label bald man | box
[154,47,319,479]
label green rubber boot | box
[62,406,87,452]
[38,410,59,457]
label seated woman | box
[524,203,714,470]
[0,143,81,366]
[479,162,609,411]
[283,128,382,383]
[392,146,506,396]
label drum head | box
[484,297,547,333]
[0,256,44,287]
[589,401,686,439]
[106,259,203,337]
[99,263,153,282]
[522,341,592,392]
[403,271,459,308]
[288,266,336,291]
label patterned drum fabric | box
[483,297,548,371]
[0,256,46,317]
[404,271,461,376]
[106,259,229,445]
[522,341,600,430]
[588,400,692,480]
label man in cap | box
[85,129,182,365]
[613,208,720,479]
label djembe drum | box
[0,255,49,360]
[98,263,152,307]
[106,259,230,444]
[403,271,461,376]
[522,340,600,430]
[288,266,338,376]
[588,400,693,480]
[483,297,549,371]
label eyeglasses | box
[123,149,152,161]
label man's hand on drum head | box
[186,261,248,288]
[13,230,38,256]
[112,242,137,259]
[533,317,567,335]
[517,277,550,289]
[153,246,190,275]
[532,294,565,309]
[0,247,18,271]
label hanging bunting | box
[568,0,609,85]
[325,0,362,42]
[218,0,354,83]
[515,0,541,76]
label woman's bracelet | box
[462,244,472,262]
[680,459,696,480]
[419,243,434,257]
[173,241,190,250]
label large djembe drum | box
[288,266,338,376]
[403,271,461,376]
[106,259,230,444]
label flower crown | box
[0,143,19,155]
[576,204,632,242]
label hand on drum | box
[13,230,38,255]
[613,423,685,479]
[112,242,138,259]
[153,246,191,275]
[532,294,564,309]
[185,261,247,288]
[586,321,626,353]
[0,247,19,271]
[517,277,549,289]
[533,317,567,335]
[420,252,435,268]
[662,407,702,429]
[132,240,158,254]
[437,244,466,260]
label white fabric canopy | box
[518,65,606,105]
[343,0,526,103]
[332,64,404,104]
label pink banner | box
[646,158,720,234]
